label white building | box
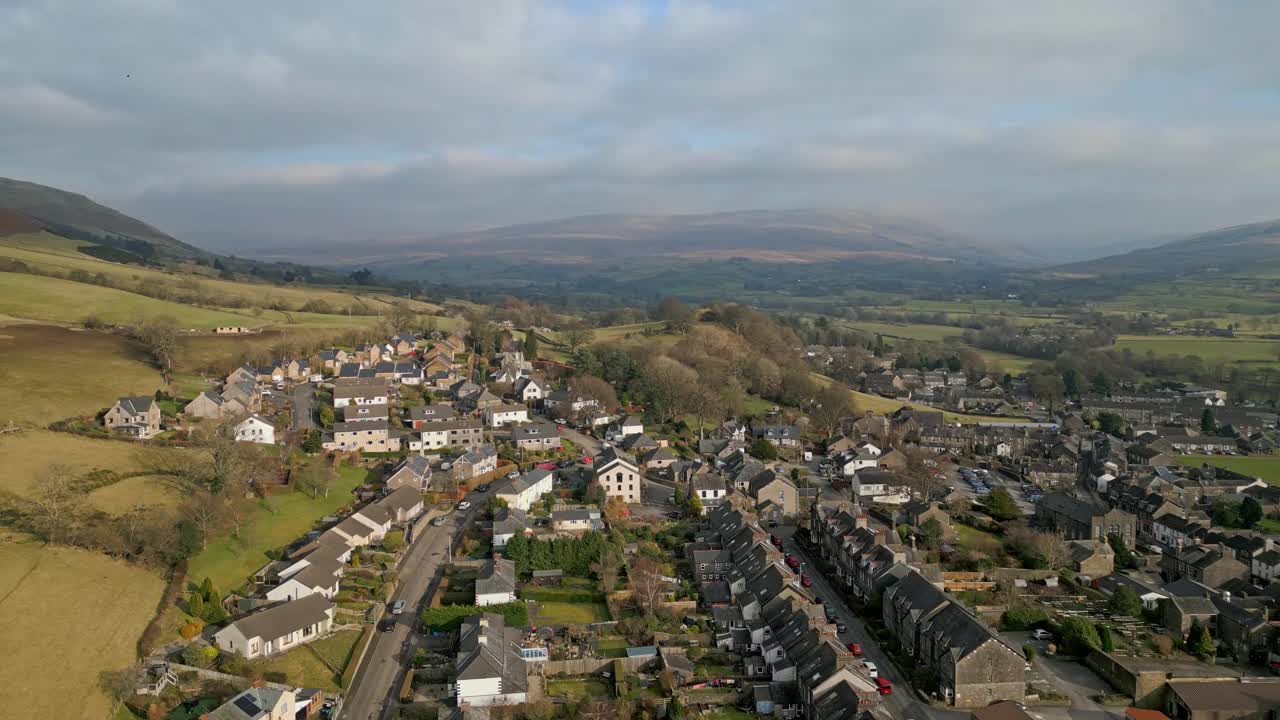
[486,404,529,428]
[235,414,276,445]
[213,594,335,659]
[452,614,529,707]
[475,558,517,606]
[491,469,553,512]
[594,447,641,504]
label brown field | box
[0,531,165,720]
[89,474,183,515]
[0,430,182,508]
[0,325,163,425]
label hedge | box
[339,626,376,689]
[1000,607,1049,631]
[420,602,529,632]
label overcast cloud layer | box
[3,0,1280,255]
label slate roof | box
[455,614,528,693]
[476,559,516,598]
[1037,492,1105,524]
[116,396,155,414]
[381,486,424,515]
[224,593,333,642]
[492,507,530,536]
[510,422,559,443]
[208,686,290,720]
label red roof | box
[1125,710,1171,720]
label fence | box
[165,663,294,692]
[540,655,655,676]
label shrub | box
[1001,607,1049,631]
[382,531,406,553]
[179,621,203,640]
[187,592,205,618]
[420,602,528,632]
[1059,617,1102,656]
[263,671,289,684]
[1023,644,1036,663]
[181,643,214,668]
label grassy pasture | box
[0,430,182,503]
[0,531,165,720]
[0,271,264,328]
[839,320,963,343]
[0,325,163,425]
[1174,455,1280,486]
[1113,334,1280,368]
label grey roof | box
[409,404,457,421]
[552,507,601,523]
[208,686,290,720]
[343,402,389,420]
[116,395,155,414]
[380,486,425,514]
[223,593,333,643]
[752,424,801,441]
[492,507,530,536]
[510,422,559,442]
[333,419,390,433]
[1036,492,1105,524]
[476,558,516,597]
[455,614,529,693]
[392,454,432,479]
[594,445,637,472]
[1169,595,1218,616]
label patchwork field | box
[840,320,964,343]
[1174,455,1280,486]
[0,531,165,720]
[0,430,182,504]
[0,325,163,426]
[1113,334,1280,368]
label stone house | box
[1035,492,1137,547]
[594,447,641,504]
[104,395,162,438]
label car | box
[846,642,862,655]
[668,511,682,519]
[431,516,446,527]
[813,596,826,605]
[863,661,878,678]
[506,471,519,479]
[580,455,593,464]
[390,600,406,615]
[554,418,567,424]
[875,677,892,695]
[557,459,575,469]
[475,483,490,492]
[835,622,847,634]
[1030,628,1052,641]
[457,501,472,511]
[785,555,801,569]
[800,574,813,588]
[378,619,395,633]
[767,519,778,528]
[769,534,783,548]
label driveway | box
[777,527,954,720]
[1001,630,1122,720]
[293,382,316,431]
[340,493,483,720]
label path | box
[293,382,316,431]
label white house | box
[235,414,276,445]
[543,390,598,416]
[475,558,517,606]
[213,593,335,659]
[333,384,389,408]
[616,415,644,438]
[452,614,529,707]
[491,469,553,512]
[594,447,641,504]
[840,449,881,477]
[208,686,296,720]
[851,468,909,499]
[515,377,546,404]
[487,404,529,428]
[265,555,342,604]
[691,474,727,513]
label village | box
[88,316,1280,720]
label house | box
[1161,545,1249,589]
[1035,492,1137,547]
[486,404,529,428]
[752,424,802,448]
[333,383,389,408]
[747,470,799,520]
[594,446,642,503]
[255,364,285,384]
[451,613,529,707]
[1251,549,1280,584]
[475,558,517,606]
[452,446,499,481]
[207,685,296,720]
[491,469,553,512]
[491,507,531,548]
[1067,540,1115,577]
[387,455,433,491]
[641,446,679,471]
[225,364,258,387]
[213,594,335,659]
[221,379,260,412]
[613,415,644,439]
[235,414,276,445]
[408,404,457,428]
[902,500,951,531]
[343,402,389,424]
[183,390,239,420]
[692,474,727,512]
[390,334,416,357]
[543,390,598,416]
[324,419,401,453]
[265,554,342,604]
[510,422,561,452]
[551,507,604,533]
[381,485,426,523]
[104,396,161,438]
[416,418,486,451]
[513,376,546,404]
[851,468,910,500]
[970,701,1036,720]
[317,348,349,372]
[1165,679,1280,720]
[283,358,311,382]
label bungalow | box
[387,455,433,492]
[207,686,296,720]
[475,558,517,606]
[380,485,426,523]
[491,507,531,548]
[452,613,529,707]
[234,414,276,445]
[104,396,162,438]
[851,468,910,500]
[552,507,604,533]
[486,404,529,428]
[213,594,335,659]
[452,445,499,481]
[491,469,553,512]
[183,390,241,420]
[594,447,642,504]
[641,446,679,471]
[333,384,389,408]
[510,422,561,452]
[265,554,342,604]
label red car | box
[846,642,862,656]
[800,574,812,588]
[580,455,593,464]
[785,555,800,569]
[875,677,892,695]
[769,534,783,548]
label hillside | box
[366,209,1032,267]
[1052,218,1280,278]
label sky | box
[3,0,1280,255]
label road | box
[1002,631,1120,720]
[293,382,316,431]
[776,526,959,720]
[341,493,482,720]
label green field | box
[187,464,372,592]
[953,523,1003,554]
[1113,334,1280,368]
[545,677,613,701]
[840,320,964,343]
[0,531,166,720]
[524,581,612,624]
[1174,455,1280,486]
[0,429,183,506]
[810,373,1025,424]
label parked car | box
[785,555,801,569]
[813,596,826,605]
[580,455,593,464]
[390,600,406,615]
[800,574,813,588]
[824,606,838,622]
[863,661,879,678]
[378,619,395,633]
[457,501,472,511]
[846,642,862,656]
[875,677,892,695]
[835,622,848,634]
[769,534,783,548]
[1030,628,1053,641]
[475,483,490,492]
[431,516,446,527]
[506,471,519,480]
[554,417,567,424]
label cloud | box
[1,0,1279,252]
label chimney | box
[250,679,265,688]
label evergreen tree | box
[1097,623,1115,652]
[1201,408,1217,433]
[201,576,214,601]
[1187,619,1215,658]
[1107,586,1143,618]
[523,331,539,361]
[187,592,205,618]
[1241,497,1264,528]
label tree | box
[569,374,620,411]
[188,591,206,618]
[810,383,857,438]
[628,556,671,617]
[749,438,779,461]
[523,331,539,361]
[293,462,336,499]
[1028,372,1066,412]
[981,487,1021,521]
[1240,496,1264,528]
[1058,616,1102,656]
[642,355,698,422]
[1201,408,1217,433]
[1029,529,1070,571]
[592,543,623,594]
[1061,368,1083,399]
[1108,533,1135,569]
[99,664,144,718]
[1108,586,1143,619]
[562,322,596,353]
[603,496,629,525]
[1096,412,1124,436]
[653,297,694,333]
[1097,622,1116,652]
[920,518,944,550]
[1187,619,1215,658]
[1211,496,1242,527]
[135,317,178,383]
[318,403,335,428]
[686,493,703,517]
[29,464,86,544]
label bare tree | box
[99,664,143,718]
[628,556,672,617]
[29,464,85,544]
[569,374,619,411]
[683,383,725,440]
[181,487,229,549]
[1031,528,1071,570]
[562,322,595,353]
[121,502,154,549]
[592,543,623,594]
[293,462,336,499]
[135,317,179,383]
[643,355,698,422]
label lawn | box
[1113,334,1280,369]
[810,372,1026,424]
[0,324,163,425]
[0,429,184,506]
[545,678,613,701]
[839,320,964,343]
[187,464,371,591]
[0,531,166,720]
[256,630,361,692]
[595,637,631,658]
[89,474,184,514]
[702,708,754,720]
[1174,455,1280,486]
[953,523,1003,555]
[524,579,613,624]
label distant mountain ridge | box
[1052,218,1280,277]
[363,209,1038,268]
[0,176,210,260]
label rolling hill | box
[1051,218,1280,278]
[365,209,1035,267]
